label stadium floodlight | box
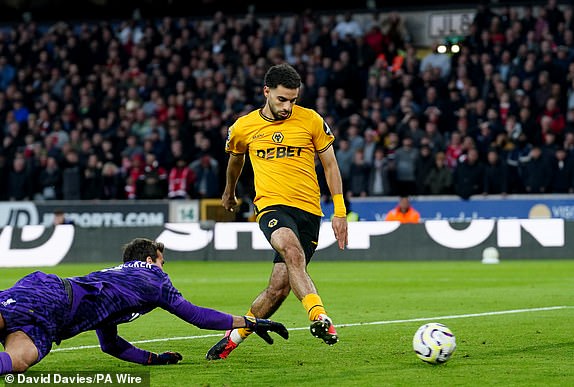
[435,36,464,56]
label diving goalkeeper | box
[0,238,288,375]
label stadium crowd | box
[1,0,574,203]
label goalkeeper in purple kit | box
[0,238,288,375]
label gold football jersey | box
[225,105,335,216]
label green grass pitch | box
[1,259,574,386]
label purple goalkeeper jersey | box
[0,262,234,364]
[61,261,233,340]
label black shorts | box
[257,205,321,264]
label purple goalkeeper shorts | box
[0,271,71,361]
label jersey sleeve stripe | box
[316,139,334,154]
[226,150,245,156]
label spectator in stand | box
[505,132,530,193]
[190,153,219,199]
[415,144,434,195]
[421,86,445,124]
[504,114,523,145]
[384,196,420,223]
[368,147,391,196]
[362,128,378,166]
[472,2,497,32]
[423,120,445,152]
[539,115,556,148]
[61,149,82,200]
[144,128,169,166]
[101,162,124,200]
[475,122,496,160]
[497,50,515,83]
[454,112,471,139]
[168,157,196,199]
[445,131,464,170]
[496,91,517,129]
[363,23,386,57]
[346,122,365,155]
[483,149,508,195]
[347,149,370,197]
[564,131,574,158]
[335,138,353,192]
[538,97,566,139]
[381,11,410,50]
[398,115,425,148]
[454,147,484,200]
[545,0,565,37]
[423,151,453,195]
[38,156,62,200]
[99,138,118,166]
[8,154,32,201]
[121,135,144,159]
[392,136,419,196]
[550,147,574,193]
[333,12,363,40]
[523,145,553,193]
[518,106,540,145]
[82,154,104,200]
[534,71,553,112]
[383,130,400,156]
[541,130,560,160]
[0,56,15,90]
[3,121,25,162]
[123,154,144,200]
[137,153,168,199]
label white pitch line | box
[335,305,570,328]
[52,305,570,353]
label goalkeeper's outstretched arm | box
[96,325,182,365]
[168,299,289,344]
[95,302,288,366]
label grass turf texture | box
[1,260,574,386]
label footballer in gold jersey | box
[225,103,334,216]
[207,63,348,361]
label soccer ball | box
[412,322,456,364]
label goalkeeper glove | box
[243,316,289,344]
[147,351,183,365]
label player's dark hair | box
[122,238,164,263]
[264,63,301,89]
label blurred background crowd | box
[1,0,573,203]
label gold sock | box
[237,309,255,339]
[301,293,326,321]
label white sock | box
[230,329,244,344]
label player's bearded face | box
[265,85,298,120]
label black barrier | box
[0,220,572,267]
